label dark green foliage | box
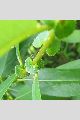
[0,20,80,100]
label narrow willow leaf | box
[0,54,8,76]
[10,77,41,100]
[32,31,49,48]
[32,74,41,100]
[20,35,36,63]
[0,20,46,56]
[10,81,32,100]
[16,44,23,66]
[10,68,80,99]
[0,74,16,99]
[56,59,80,99]
[57,59,80,69]
[46,38,61,56]
[62,30,80,43]
[0,49,17,77]
[72,95,80,100]
[15,91,32,100]
[38,68,80,97]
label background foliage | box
[0,20,80,100]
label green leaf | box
[11,65,80,99]
[57,59,80,69]
[56,59,80,99]
[32,74,41,100]
[10,78,41,100]
[38,68,80,97]
[10,82,32,100]
[72,95,80,100]
[41,95,71,100]
[32,31,49,48]
[20,35,36,63]
[0,36,34,78]
[46,38,61,56]
[0,20,44,56]
[55,20,76,39]
[0,74,16,99]
[0,49,17,77]
[62,30,80,43]
[0,54,8,76]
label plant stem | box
[33,30,55,65]
[32,30,55,100]
[16,44,23,66]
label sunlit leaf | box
[0,20,45,56]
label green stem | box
[32,29,55,100]
[16,44,23,66]
[33,30,55,65]
[32,30,55,100]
